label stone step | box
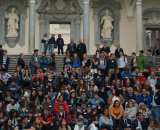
[6,55,160,75]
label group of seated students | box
[0,43,160,130]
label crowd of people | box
[0,38,160,130]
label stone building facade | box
[0,0,160,54]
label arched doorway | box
[143,9,160,50]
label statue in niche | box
[101,10,114,39]
[5,8,19,37]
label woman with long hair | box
[33,116,42,130]
[99,109,113,129]
[89,108,99,127]
[148,119,160,130]
[1,118,14,130]
[58,118,71,130]
[125,100,137,121]
[109,100,123,129]
[76,79,88,97]
[107,88,124,106]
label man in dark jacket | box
[29,49,40,74]
[56,34,64,55]
[100,42,110,55]
[66,38,77,57]
[115,44,124,58]
[132,112,148,130]
[151,83,160,123]
[0,50,10,72]
[77,39,87,63]
[119,111,132,130]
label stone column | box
[136,0,143,51]
[28,0,36,53]
[83,0,90,53]
[75,20,81,45]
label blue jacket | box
[136,94,152,108]
[91,98,104,106]
[99,115,113,128]
[66,43,77,53]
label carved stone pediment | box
[143,9,160,25]
[92,0,121,9]
[37,0,82,14]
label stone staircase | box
[7,55,160,75]
[8,55,64,75]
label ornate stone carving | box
[55,0,66,11]
[5,37,19,48]
[37,0,82,14]
[143,9,160,25]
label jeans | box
[44,43,48,53]
[151,106,160,123]
[48,44,54,54]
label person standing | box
[39,52,49,71]
[0,45,3,59]
[0,50,10,72]
[17,53,25,69]
[66,38,77,58]
[130,52,137,72]
[41,34,48,53]
[100,43,110,55]
[137,50,147,71]
[77,39,87,63]
[48,34,56,54]
[152,45,160,56]
[29,49,40,74]
[146,49,155,71]
[56,34,64,55]
[151,83,160,123]
[115,44,124,58]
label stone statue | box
[101,10,114,39]
[5,8,19,37]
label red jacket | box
[136,76,146,84]
[54,101,69,113]
[38,115,55,123]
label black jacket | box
[17,57,25,69]
[119,118,132,130]
[115,48,124,58]
[100,46,110,54]
[132,119,148,130]
[56,38,64,47]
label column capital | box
[29,0,36,4]
[136,0,142,5]
[82,0,90,4]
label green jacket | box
[137,55,147,70]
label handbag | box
[41,39,46,43]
